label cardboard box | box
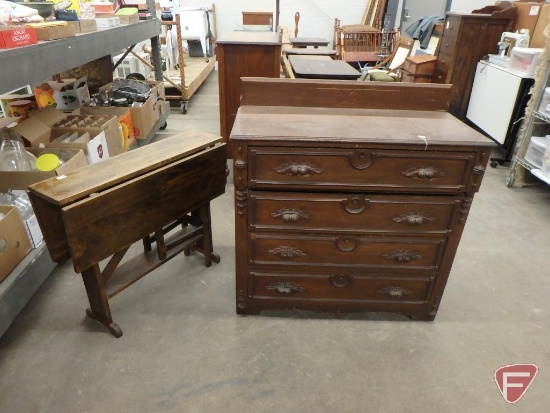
[95,17,120,28]
[32,24,77,40]
[47,130,109,164]
[23,213,44,249]
[0,206,32,282]
[500,1,543,34]
[67,19,98,33]
[99,80,164,139]
[115,8,140,24]
[0,148,88,192]
[531,4,550,47]
[79,106,135,151]
[34,77,90,111]
[11,106,120,160]
[0,27,38,49]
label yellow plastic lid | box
[35,153,61,172]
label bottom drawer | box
[250,271,433,304]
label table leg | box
[81,264,123,338]
[197,203,220,267]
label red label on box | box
[0,27,38,49]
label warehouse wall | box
[450,0,495,13]
[168,1,499,46]
[171,0,370,46]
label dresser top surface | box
[230,106,495,147]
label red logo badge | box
[495,364,538,403]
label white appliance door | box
[466,62,522,145]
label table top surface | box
[283,46,336,56]
[289,37,330,47]
[289,56,361,80]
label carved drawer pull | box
[402,166,446,180]
[271,208,309,222]
[273,162,323,176]
[393,212,435,226]
[335,236,357,252]
[330,275,352,288]
[348,149,373,170]
[382,249,421,263]
[266,282,305,294]
[342,196,369,214]
[378,286,413,298]
[269,246,306,260]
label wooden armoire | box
[433,7,516,119]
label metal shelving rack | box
[506,43,550,187]
[0,0,164,337]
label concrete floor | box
[1,72,550,413]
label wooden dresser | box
[231,78,495,320]
[216,32,281,148]
[433,8,516,119]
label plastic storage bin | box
[538,87,550,113]
[524,135,549,168]
[509,47,544,75]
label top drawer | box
[249,147,478,193]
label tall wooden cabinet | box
[231,78,495,320]
[433,8,516,120]
[216,32,281,148]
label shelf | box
[0,244,56,337]
[532,110,550,124]
[0,20,161,95]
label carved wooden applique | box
[274,162,323,176]
[378,286,413,298]
[382,249,421,263]
[402,166,446,180]
[266,282,305,294]
[393,212,435,225]
[269,246,306,259]
[271,208,309,222]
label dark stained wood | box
[283,47,336,56]
[216,32,281,148]
[28,131,222,206]
[288,56,361,80]
[240,77,451,112]
[242,11,273,26]
[28,132,227,336]
[432,11,515,119]
[231,80,494,319]
[289,37,330,48]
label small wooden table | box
[288,55,361,80]
[289,37,330,48]
[283,46,336,57]
[28,131,227,337]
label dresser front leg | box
[81,264,123,338]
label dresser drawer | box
[249,147,476,193]
[250,191,461,234]
[432,68,449,84]
[249,271,432,304]
[250,233,446,270]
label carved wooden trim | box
[429,295,441,318]
[271,208,309,222]
[335,236,357,252]
[393,212,435,225]
[235,145,247,217]
[458,198,472,223]
[348,149,374,170]
[473,165,485,175]
[269,246,306,259]
[382,249,421,263]
[402,166,446,180]
[273,162,323,176]
[342,196,369,214]
[378,286,413,298]
[236,190,247,217]
[266,282,305,294]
